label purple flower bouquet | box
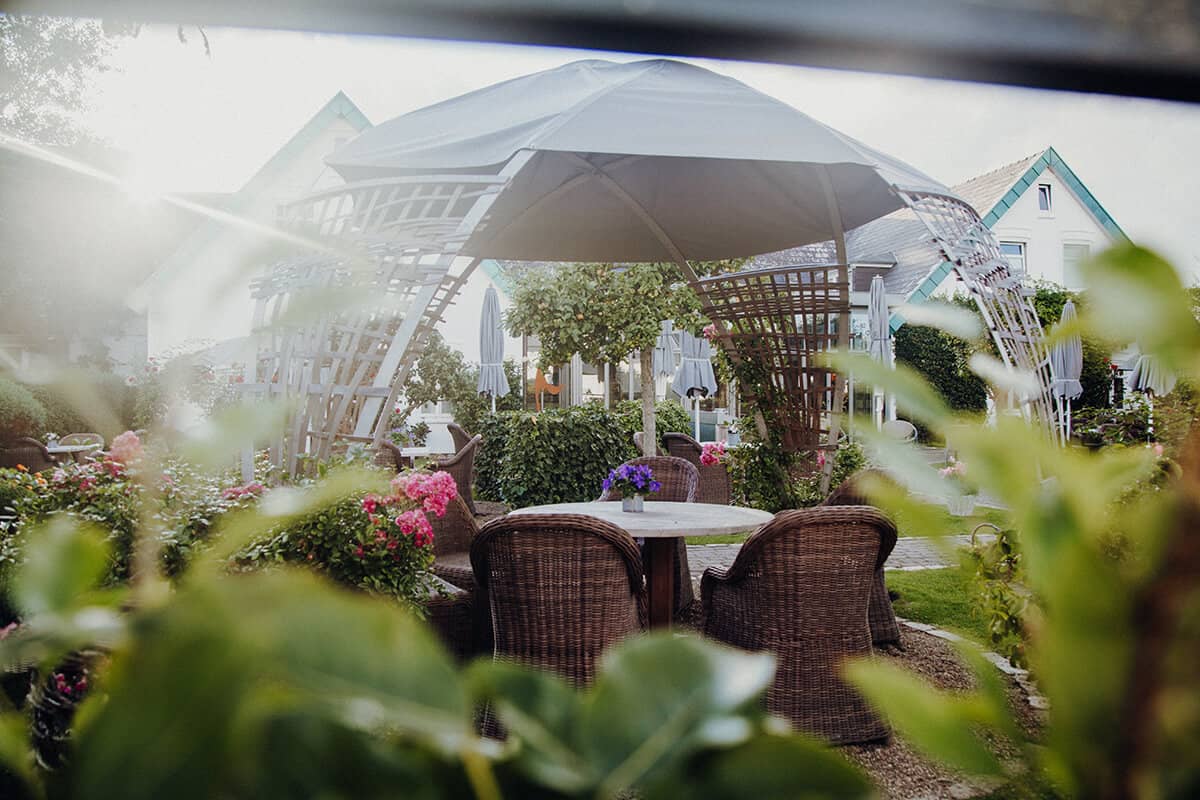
[603,463,662,499]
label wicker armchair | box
[431,435,482,515]
[597,455,698,620]
[701,506,898,744]
[662,431,732,505]
[430,495,481,592]
[821,469,903,646]
[470,513,647,686]
[375,440,406,471]
[0,438,57,472]
[446,422,474,454]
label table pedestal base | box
[645,537,677,628]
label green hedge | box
[894,324,988,417]
[474,400,694,507]
[26,373,136,438]
[0,376,47,442]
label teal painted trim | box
[480,260,513,297]
[141,91,373,295]
[979,147,1128,243]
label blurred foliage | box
[0,378,48,443]
[0,511,871,799]
[836,243,1200,799]
[967,525,1030,667]
[473,401,692,507]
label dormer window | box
[1037,183,1052,212]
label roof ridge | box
[951,149,1045,190]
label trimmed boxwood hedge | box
[0,376,47,442]
[474,400,693,507]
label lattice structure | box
[899,191,1056,433]
[239,169,520,475]
[695,264,850,452]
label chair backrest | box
[60,433,104,449]
[880,419,918,443]
[470,513,646,685]
[375,441,404,472]
[632,431,665,457]
[662,432,731,504]
[596,456,698,503]
[661,432,702,465]
[430,494,481,558]
[435,435,482,514]
[722,506,897,636]
[0,438,57,473]
[446,422,474,454]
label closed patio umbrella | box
[672,330,719,440]
[1130,350,1175,444]
[477,286,510,413]
[653,320,678,378]
[1049,300,1084,445]
[866,275,895,430]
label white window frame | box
[1037,183,1053,213]
[1062,242,1091,289]
[999,241,1026,275]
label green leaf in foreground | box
[13,517,111,617]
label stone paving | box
[686,533,984,580]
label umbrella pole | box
[694,395,701,441]
[491,393,496,414]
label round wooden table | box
[509,501,773,628]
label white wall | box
[989,168,1118,289]
[147,116,363,358]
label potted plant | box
[603,463,662,512]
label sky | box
[81,24,1200,276]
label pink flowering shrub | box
[243,469,458,604]
[699,441,727,466]
[702,322,720,340]
[108,430,144,465]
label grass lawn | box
[885,567,990,642]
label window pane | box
[999,241,1026,275]
[1038,184,1052,211]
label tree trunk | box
[641,349,656,456]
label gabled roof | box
[951,146,1127,239]
[133,91,372,305]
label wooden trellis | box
[238,163,528,476]
[694,264,850,452]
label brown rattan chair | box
[662,431,732,505]
[0,438,57,472]
[431,434,482,516]
[374,440,406,471]
[430,495,481,592]
[701,506,898,744]
[470,513,647,686]
[597,455,699,620]
[822,469,903,647]
[447,422,474,454]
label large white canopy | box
[328,59,956,263]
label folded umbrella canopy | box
[477,285,510,413]
[1049,300,1084,445]
[652,320,678,379]
[866,275,895,430]
[672,330,719,440]
[327,59,953,265]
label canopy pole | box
[817,166,849,494]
